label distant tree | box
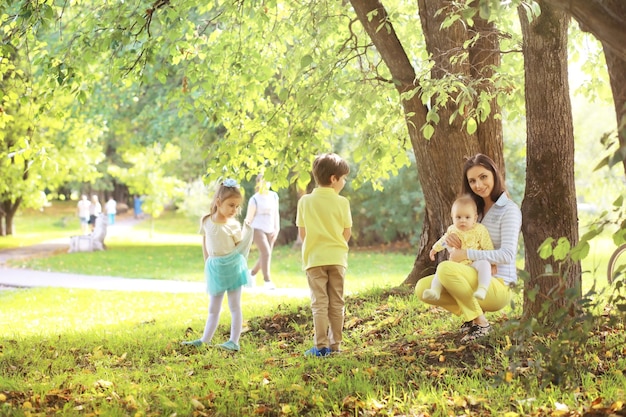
[0,45,104,235]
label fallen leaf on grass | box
[444,345,466,353]
[190,398,205,410]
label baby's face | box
[451,205,477,232]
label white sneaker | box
[264,281,276,290]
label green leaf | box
[278,87,289,101]
[538,237,555,259]
[300,55,313,68]
[552,237,571,261]
[569,241,589,262]
[426,109,440,124]
[422,124,435,140]
[466,117,477,135]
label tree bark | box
[603,45,626,176]
[519,1,581,320]
[0,199,20,236]
[468,2,505,176]
[545,0,626,63]
[349,0,505,287]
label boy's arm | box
[298,227,306,241]
[343,227,351,242]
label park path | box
[0,216,309,297]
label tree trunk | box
[0,199,20,236]
[468,2,505,177]
[349,0,506,287]
[350,0,474,287]
[603,44,626,176]
[519,2,581,321]
[545,0,626,63]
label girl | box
[182,179,253,351]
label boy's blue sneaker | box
[218,341,240,351]
[305,347,331,357]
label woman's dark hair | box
[461,153,505,215]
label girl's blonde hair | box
[209,180,243,216]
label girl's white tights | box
[200,287,243,344]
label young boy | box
[296,153,352,357]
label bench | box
[68,214,107,253]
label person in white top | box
[88,195,102,232]
[77,195,91,235]
[245,175,280,289]
[105,197,117,225]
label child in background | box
[296,153,352,357]
[423,194,494,301]
[182,179,253,351]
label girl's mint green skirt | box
[204,224,253,295]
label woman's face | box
[466,165,494,200]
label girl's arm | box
[201,234,208,261]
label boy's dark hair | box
[312,153,350,186]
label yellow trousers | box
[415,260,511,321]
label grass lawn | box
[0,201,81,249]
[1,284,625,416]
[1,203,625,416]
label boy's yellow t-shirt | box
[296,187,352,270]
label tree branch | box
[545,0,626,62]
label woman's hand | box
[448,248,468,263]
[444,233,462,249]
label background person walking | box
[88,195,101,232]
[105,197,117,225]
[245,175,280,289]
[77,195,91,235]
